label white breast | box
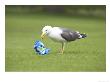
[48,27,66,42]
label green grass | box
[5,14,106,72]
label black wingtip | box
[80,33,87,38]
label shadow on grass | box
[51,50,88,55]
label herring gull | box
[41,26,87,54]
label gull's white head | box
[41,25,52,39]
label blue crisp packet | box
[34,40,50,55]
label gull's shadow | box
[64,50,87,54]
[51,50,87,55]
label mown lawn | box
[5,14,106,71]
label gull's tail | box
[80,33,87,38]
[77,32,87,39]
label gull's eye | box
[46,30,47,31]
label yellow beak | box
[41,32,46,39]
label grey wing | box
[60,28,80,41]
